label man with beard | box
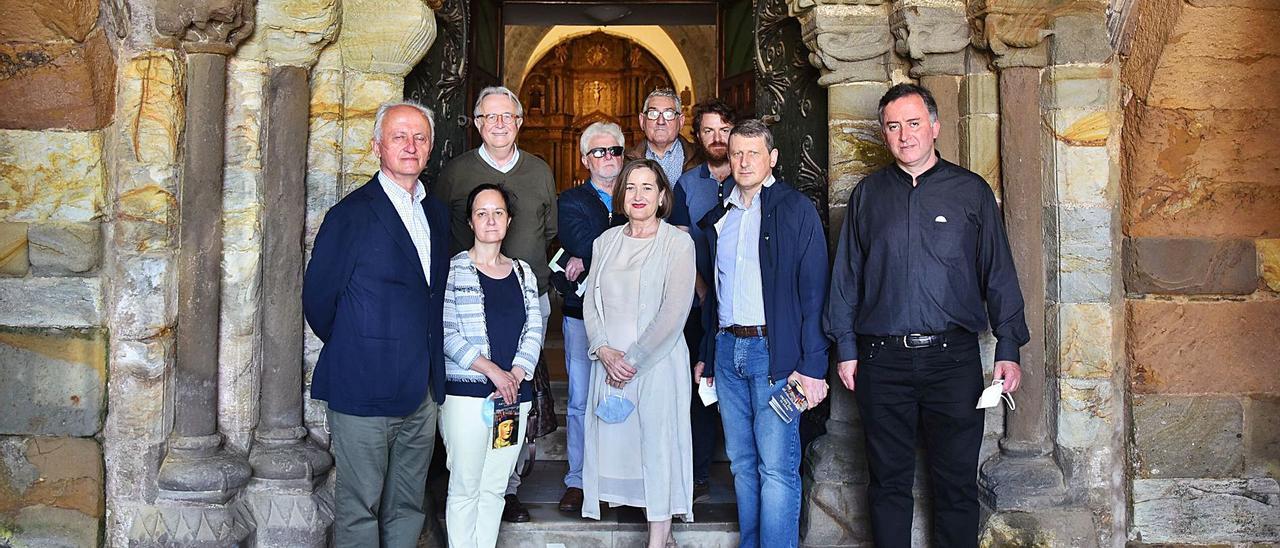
[668,98,735,503]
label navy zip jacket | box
[695,178,830,381]
[556,181,622,317]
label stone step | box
[498,461,740,548]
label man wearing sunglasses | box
[627,88,699,187]
[555,121,628,515]
[436,85,558,523]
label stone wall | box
[1121,0,1280,544]
[0,0,112,544]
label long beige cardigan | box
[581,221,697,521]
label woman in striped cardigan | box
[440,183,544,548]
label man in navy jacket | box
[303,101,450,547]
[692,119,830,548]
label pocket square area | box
[934,215,947,223]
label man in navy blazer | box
[303,101,450,547]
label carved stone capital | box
[792,3,893,85]
[967,0,1055,68]
[890,0,970,76]
[339,0,439,76]
[155,0,257,55]
[238,0,340,67]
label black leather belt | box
[723,324,767,338]
[860,327,971,349]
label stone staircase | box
[501,380,740,547]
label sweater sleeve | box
[442,263,483,373]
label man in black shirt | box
[824,83,1030,547]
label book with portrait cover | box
[491,398,520,449]
[768,379,808,424]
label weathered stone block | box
[959,113,999,193]
[0,505,100,548]
[1129,300,1280,394]
[1058,378,1115,449]
[0,28,115,130]
[829,81,888,121]
[105,253,174,339]
[1049,12,1113,65]
[1133,395,1243,478]
[114,50,183,177]
[0,277,101,327]
[1123,104,1280,238]
[0,328,106,436]
[1260,239,1280,292]
[1058,303,1114,379]
[0,221,28,276]
[1055,142,1113,207]
[1060,238,1111,304]
[0,129,105,222]
[979,509,1099,548]
[1047,64,1114,110]
[0,437,103,517]
[961,72,997,114]
[1246,396,1280,479]
[0,0,99,42]
[1132,478,1280,543]
[1124,237,1258,295]
[28,222,100,275]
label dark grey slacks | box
[328,395,438,548]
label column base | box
[157,434,251,504]
[126,500,251,547]
[978,452,1067,510]
[248,431,333,481]
[800,425,873,547]
[241,477,334,548]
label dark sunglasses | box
[587,146,625,158]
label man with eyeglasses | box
[668,98,736,505]
[627,88,699,188]
[553,121,627,515]
[436,85,558,523]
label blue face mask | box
[480,398,495,425]
[594,389,634,424]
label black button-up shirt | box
[824,157,1030,363]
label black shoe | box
[502,494,531,523]
[692,481,711,504]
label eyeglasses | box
[643,109,679,121]
[587,146,625,158]
[475,112,520,124]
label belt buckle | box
[903,334,928,349]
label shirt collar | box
[724,174,775,209]
[890,151,946,184]
[478,146,520,172]
[378,170,425,203]
[647,140,682,161]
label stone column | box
[240,2,340,545]
[966,0,1068,511]
[790,1,893,545]
[155,0,256,509]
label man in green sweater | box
[435,85,557,523]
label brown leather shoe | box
[502,494,531,523]
[558,487,584,514]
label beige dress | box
[582,222,697,522]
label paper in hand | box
[698,377,718,407]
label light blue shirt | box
[715,175,775,328]
[590,179,613,212]
[645,142,685,188]
[377,171,432,281]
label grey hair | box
[473,86,525,117]
[642,87,682,113]
[729,118,774,151]
[579,122,626,155]
[373,100,436,143]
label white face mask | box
[976,379,1015,411]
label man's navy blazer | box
[303,176,450,416]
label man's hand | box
[993,360,1021,393]
[693,361,712,387]
[836,360,858,392]
[597,346,636,385]
[789,371,828,409]
[565,257,585,282]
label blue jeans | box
[715,331,801,548]
[562,316,592,489]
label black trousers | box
[685,306,721,484]
[855,332,985,548]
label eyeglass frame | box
[474,112,522,125]
[643,109,680,121]
[586,146,625,158]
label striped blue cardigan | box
[442,251,544,397]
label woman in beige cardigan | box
[582,159,697,547]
